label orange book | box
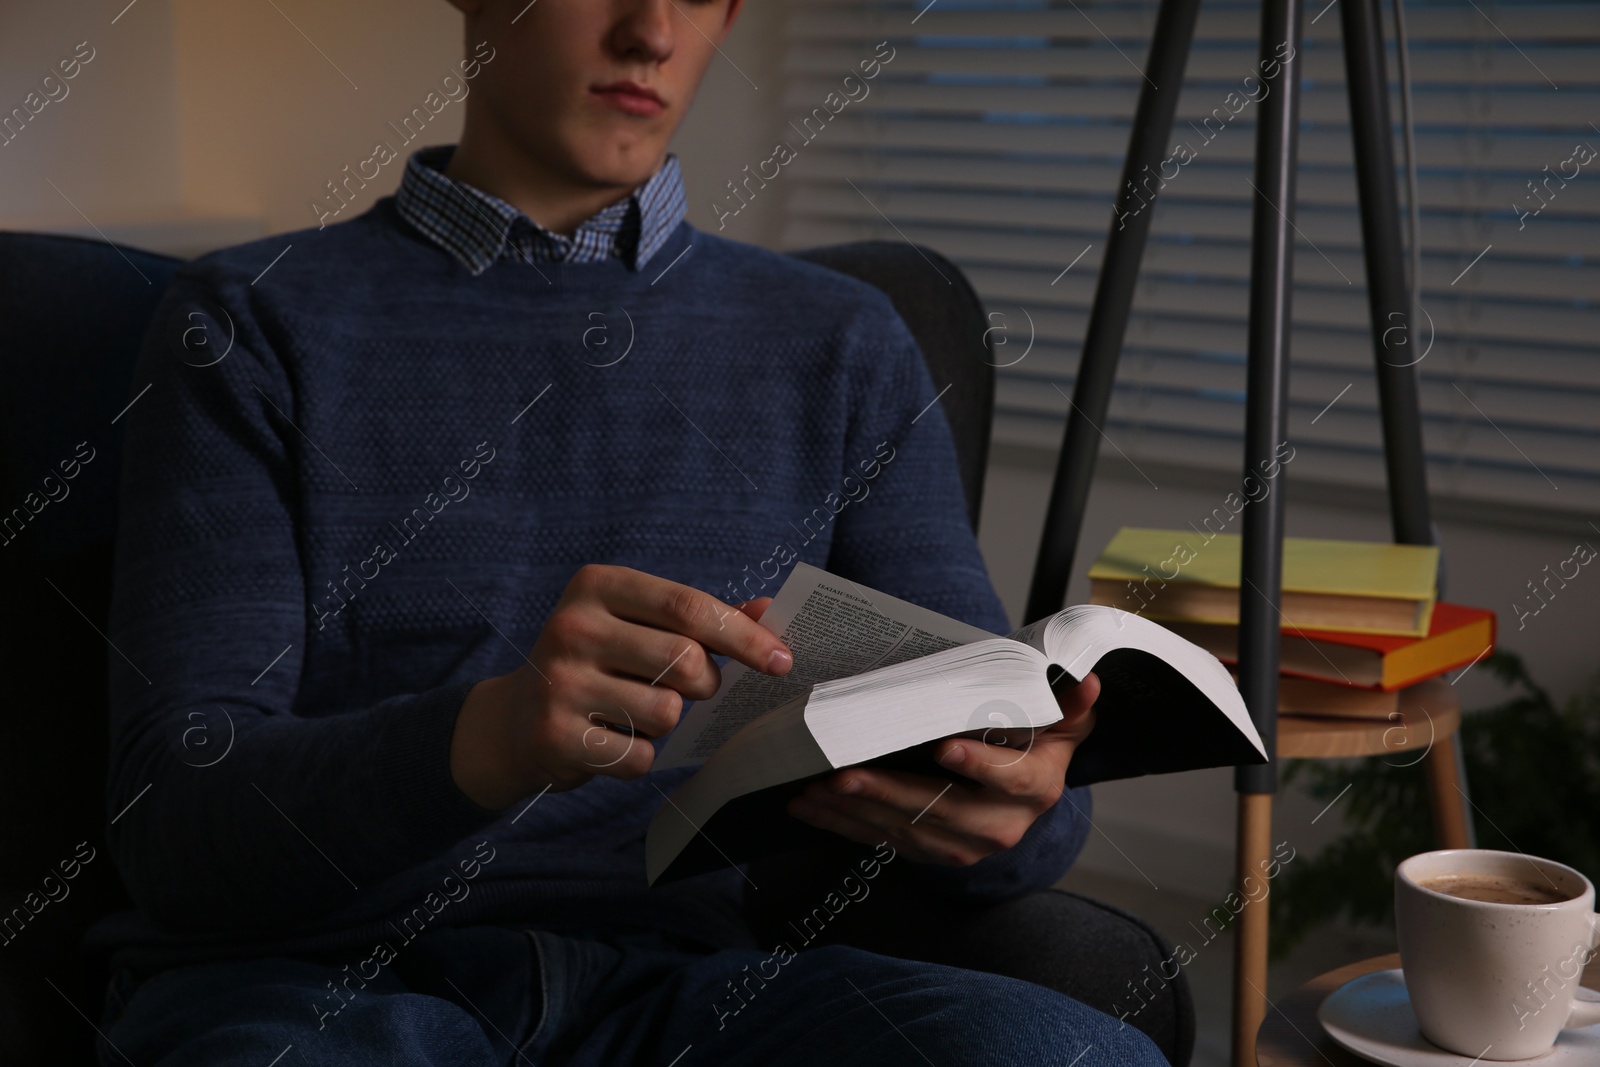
[1224,670,1401,719]
[1166,603,1495,691]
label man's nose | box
[608,0,676,66]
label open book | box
[647,563,1266,885]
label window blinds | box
[778,0,1600,519]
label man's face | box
[464,0,741,190]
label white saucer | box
[1317,969,1600,1066]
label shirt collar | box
[394,144,687,275]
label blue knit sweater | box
[92,199,1091,971]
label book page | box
[655,562,998,769]
[1006,617,1053,654]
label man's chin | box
[565,146,670,191]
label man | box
[92,1,1170,1064]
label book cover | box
[1088,527,1440,636]
[1169,603,1495,691]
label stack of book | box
[1087,527,1496,719]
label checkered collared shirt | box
[394,144,688,275]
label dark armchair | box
[0,232,1192,1066]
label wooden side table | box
[1236,680,1473,1065]
[1257,953,1600,1066]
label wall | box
[168,0,463,236]
[0,0,790,252]
[0,1,184,229]
[670,0,789,246]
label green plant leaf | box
[1267,651,1600,959]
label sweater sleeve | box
[822,293,1091,900]
[105,266,499,934]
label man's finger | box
[807,769,1027,844]
[1055,670,1101,719]
[736,596,773,622]
[590,618,722,699]
[789,790,995,865]
[932,733,1073,809]
[552,706,656,781]
[786,795,913,855]
[565,673,685,740]
[583,566,793,677]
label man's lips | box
[591,81,665,117]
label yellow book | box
[1087,527,1439,637]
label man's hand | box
[785,672,1100,866]
[450,565,788,810]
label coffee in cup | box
[1418,872,1573,907]
[1396,849,1600,1060]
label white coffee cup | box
[1395,849,1600,1060]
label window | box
[780,0,1600,519]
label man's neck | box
[444,125,644,237]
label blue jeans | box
[97,925,1167,1065]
